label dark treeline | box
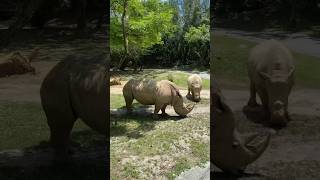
[213,0,320,30]
[0,0,108,47]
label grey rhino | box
[123,79,194,119]
[0,48,38,77]
[187,74,202,102]
[212,79,271,175]
[245,39,295,127]
[40,54,107,155]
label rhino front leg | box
[153,102,162,119]
[161,104,169,117]
[248,81,258,107]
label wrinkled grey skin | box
[40,54,107,156]
[187,74,202,102]
[212,79,271,175]
[246,40,295,127]
[123,79,194,119]
[0,50,37,77]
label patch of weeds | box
[166,157,191,180]
[129,131,180,156]
[190,140,210,163]
[123,163,140,179]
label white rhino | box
[123,79,194,118]
[245,39,295,127]
[212,79,271,175]
[40,54,107,156]
[0,48,38,77]
[187,74,202,102]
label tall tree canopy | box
[110,0,210,69]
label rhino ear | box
[259,71,271,80]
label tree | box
[110,0,176,69]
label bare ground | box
[213,85,320,179]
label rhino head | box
[171,86,194,116]
[212,80,270,175]
[259,67,294,126]
[191,83,201,102]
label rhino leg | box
[153,102,162,119]
[42,100,76,157]
[161,104,168,116]
[123,89,134,112]
[248,82,258,107]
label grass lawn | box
[110,113,210,179]
[212,35,320,89]
[0,102,104,151]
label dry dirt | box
[213,84,320,179]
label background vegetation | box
[212,0,320,32]
[110,0,210,70]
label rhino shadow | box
[110,108,186,139]
[0,129,107,180]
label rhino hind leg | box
[43,104,77,157]
[123,89,134,112]
[161,104,168,116]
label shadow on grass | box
[0,129,106,180]
[110,109,185,139]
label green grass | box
[0,102,103,151]
[166,157,192,180]
[110,113,210,179]
[213,35,320,89]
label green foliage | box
[110,0,176,51]
[184,24,209,43]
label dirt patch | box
[213,86,320,179]
[0,61,58,103]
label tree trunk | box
[118,0,129,70]
[76,0,87,29]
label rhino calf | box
[212,79,270,175]
[187,74,202,102]
[245,40,295,127]
[123,79,194,119]
[40,54,107,156]
[0,49,38,77]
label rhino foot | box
[152,114,160,120]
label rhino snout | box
[174,103,194,117]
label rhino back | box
[41,54,107,135]
[130,79,157,105]
[248,40,294,84]
[249,40,293,73]
[187,74,202,88]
